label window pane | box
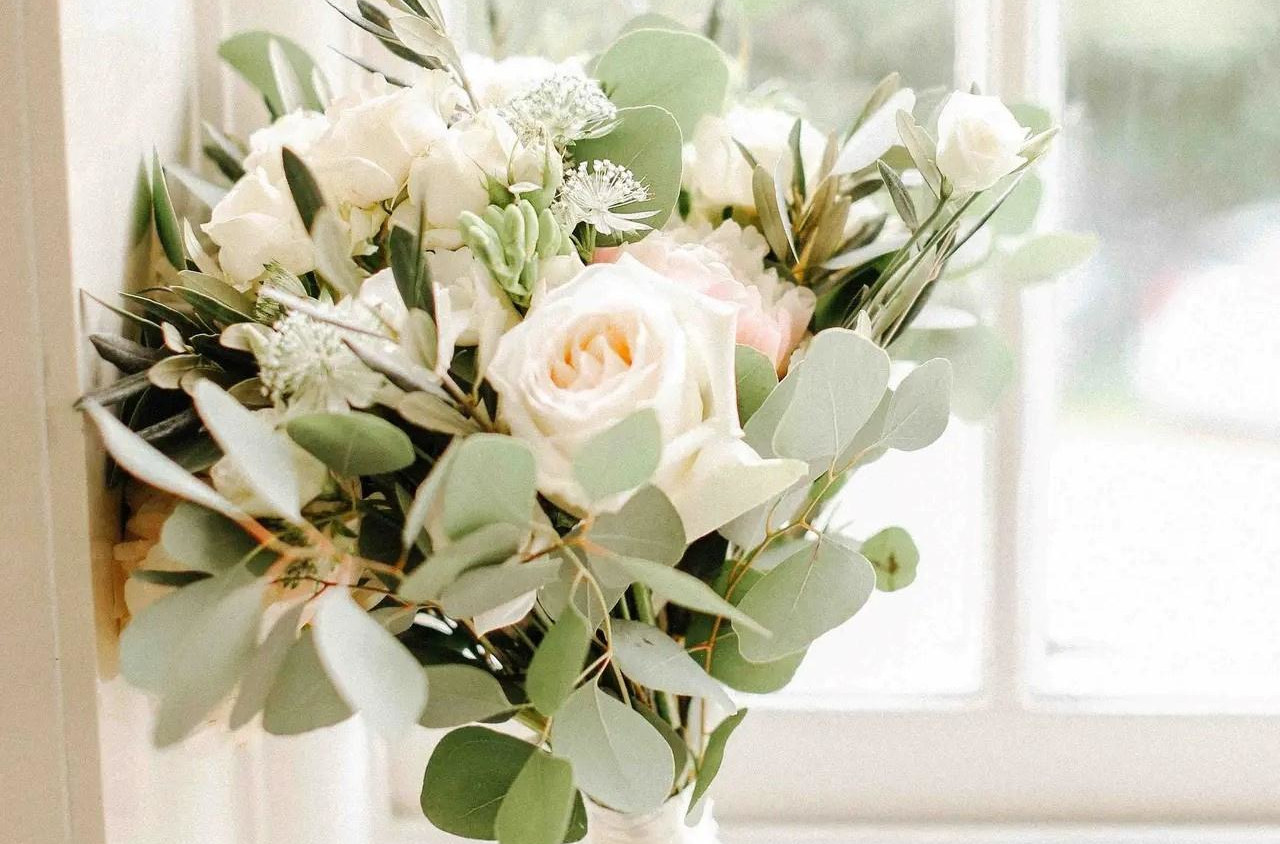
[1032,0,1280,702]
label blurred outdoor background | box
[468,0,1280,707]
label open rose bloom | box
[79,8,1064,843]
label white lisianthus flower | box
[614,221,816,374]
[935,92,1030,193]
[210,409,329,519]
[463,53,586,108]
[402,109,546,249]
[310,73,461,208]
[203,167,315,289]
[487,256,807,541]
[243,110,331,182]
[425,247,520,349]
[686,106,826,213]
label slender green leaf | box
[192,381,305,523]
[878,160,918,230]
[218,31,323,116]
[83,400,243,521]
[151,151,185,270]
[688,709,748,816]
[282,147,326,231]
[527,606,591,717]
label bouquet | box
[81,3,1057,841]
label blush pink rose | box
[605,222,815,373]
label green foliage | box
[420,664,513,728]
[230,603,304,729]
[312,589,428,738]
[160,501,270,573]
[438,556,560,618]
[460,200,568,308]
[736,537,875,663]
[734,346,778,426]
[572,409,662,503]
[550,682,674,814]
[263,628,354,735]
[217,31,323,118]
[595,554,767,636]
[860,526,920,592]
[150,151,185,271]
[688,709,748,816]
[774,328,890,462]
[588,485,686,565]
[282,147,326,231]
[192,381,305,523]
[594,28,729,137]
[439,434,538,540]
[573,106,683,241]
[286,411,416,476]
[423,727,586,840]
[611,620,733,710]
[878,357,953,451]
[1001,231,1098,284]
[527,606,592,716]
[83,401,243,522]
[399,523,525,603]
[891,325,1013,421]
[496,752,578,844]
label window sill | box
[723,824,1280,844]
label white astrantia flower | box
[555,160,657,236]
[503,71,617,145]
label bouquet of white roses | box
[81,2,1057,841]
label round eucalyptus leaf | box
[594,28,729,137]
[861,526,920,592]
[573,105,683,241]
[286,411,415,476]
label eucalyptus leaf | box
[596,555,767,636]
[119,572,234,692]
[688,709,748,817]
[160,501,271,573]
[422,727,536,838]
[218,31,323,117]
[496,752,577,844]
[192,381,305,524]
[1001,231,1098,285]
[263,628,354,736]
[420,664,513,728]
[83,401,244,522]
[130,569,210,588]
[527,606,592,717]
[398,523,524,603]
[151,574,267,746]
[550,682,674,814]
[593,28,729,137]
[736,537,875,663]
[685,568,804,694]
[734,345,778,426]
[890,325,1013,421]
[573,105,683,240]
[879,357,952,451]
[440,557,560,619]
[611,620,734,710]
[860,526,920,592]
[439,434,537,540]
[773,328,890,462]
[230,602,305,729]
[286,411,415,476]
[312,589,427,739]
[572,409,661,502]
[588,485,685,566]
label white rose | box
[243,110,331,182]
[617,221,816,374]
[203,167,314,288]
[310,73,458,208]
[209,409,329,519]
[487,256,807,541]
[935,92,1029,193]
[687,106,825,212]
